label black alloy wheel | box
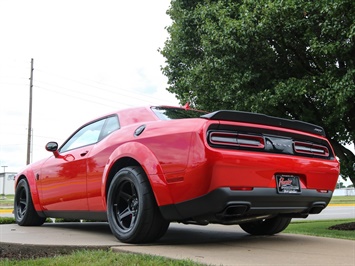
[107,166,169,243]
[114,178,139,232]
[14,179,46,226]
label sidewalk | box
[1,222,354,265]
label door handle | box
[80,151,89,157]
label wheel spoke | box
[118,206,133,221]
[20,208,26,217]
[19,199,27,207]
[119,191,132,202]
[16,191,28,219]
[112,180,141,231]
[129,212,137,228]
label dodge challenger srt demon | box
[14,106,340,243]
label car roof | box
[92,105,189,127]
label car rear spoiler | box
[201,110,326,137]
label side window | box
[60,119,106,152]
[99,116,120,141]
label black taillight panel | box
[209,131,265,149]
[207,124,334,159]
[294,141,329,157]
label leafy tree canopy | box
[161,0,355,184]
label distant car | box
[14,105,339,243]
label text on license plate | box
[276,174,301,194]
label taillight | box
[209,132,265,149]
[294,141,329,157]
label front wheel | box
[239,216,292,235]
[14,179,46,226]
[107,166,169,243]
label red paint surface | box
[15,106,340,213]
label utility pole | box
[1,166,7,199]
[26,58,34,165]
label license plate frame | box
[276,174,301,194]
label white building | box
[333,188,355,196]
[0,172,16,195]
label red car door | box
[38,146,93,211]
[38,118,107,211]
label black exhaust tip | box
[221,204,250,217]
[309,204,326,214]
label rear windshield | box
[152,107,206,120]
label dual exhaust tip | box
[219,202,326,218]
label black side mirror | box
[45,142,58,152]
[45,142,62,158]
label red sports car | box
[14,106,340,243]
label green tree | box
[161,0,355,185]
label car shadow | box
[155,223,299,246]
[43,222,113,235]
[40,222,311,247]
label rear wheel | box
[239,216,292,235]
[107,166,169,243]
[14,179,46,226]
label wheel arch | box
[104,156,140,198]
[102,142,173,207]
[15,172,43,213]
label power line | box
[34,84,131,109]
[35,68,177,105]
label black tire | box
[239,216,292,235]
[107,166,170,243]
[14,179,46,226]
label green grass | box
[0,249,204,266]
[0,217,16,224]
[0,194,14,206]
[285,218,355,240]
[329,196,355,204]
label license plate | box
[276,175,301,194]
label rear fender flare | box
[102,142,173,206]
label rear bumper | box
[160,187,332,222]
